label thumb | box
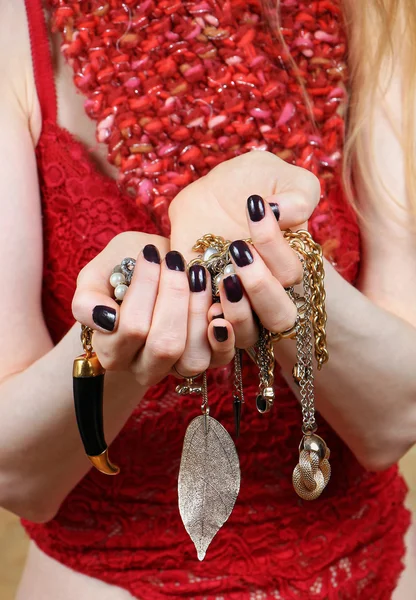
[264,190,314,231]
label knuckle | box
[189,303,210,319]
[71,294,83,321]
[96,350,119,371]
[120,320,149,343]
[244,274,265,296]
[166,277,189,297]
[300,171,321,208]
[270,305,297,333]
[148,338,185,362]
[251,226,275,247]
[141,269,161,287]
[296,195,313,224]
[229,312,252,328]
[177,357,210,376]
[278,262,304,288]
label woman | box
[0,0,415,598]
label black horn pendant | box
[73,352,119,475]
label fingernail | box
[229,240,254,268]
[269,202,280,222]
[223,274,243,303]
[143,244,160,264]
[92,305,116,332]
[212,313,224,320]
[189,264,206,292]
[213,325,228,342]
[247,194,265,222]
[166,250,185,272]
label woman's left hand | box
[169,151,320,347]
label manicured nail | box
[189,264,206,292]
[166,250,185,271]
[247,194,265,222]
[214,325,228,342]
[212,313,224,320]
[223,274,243,303]
[229,240,254,268]
[92,305,116,332]
[269,202,280,222]
[143,244,160,264]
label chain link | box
[81,325,94,356]
[233,349,245,403]
[257,326,275,390]
[281,230,328,370]
[295,257,317,433]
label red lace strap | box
[24,0,57,123]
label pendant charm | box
[292,433,331,500]
[254,326,275,414]
[255,386,275,413]
[178,414,241,561]
[175,379,203,395]
[73,350,119,475]
[233,396,242,438]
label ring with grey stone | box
[109,257,136,302]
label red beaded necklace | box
[47,0,347,234]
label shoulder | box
[0,0,41,144]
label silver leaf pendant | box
[178,414,241,561]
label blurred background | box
[0,449,415,598]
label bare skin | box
[0,2,411,598]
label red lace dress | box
[21,0,410,598]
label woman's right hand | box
[72,232,235,389]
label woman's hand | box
[169,151,320,347]
[169,151,320,260]
[72,232,235,387]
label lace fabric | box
[20,0,411,598]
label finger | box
[72,231,169,333]
[208,303,224,321]
[72,268,120,333]
[173,265,212,377]
[265,166,320,229]
[133,251,190,387]
[246,195,303,287]
[207,318,236,369]
[93,244,161,370]
[228,240,297,333]
[218,274,258,348]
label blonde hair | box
[263,0,416,222]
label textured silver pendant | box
[178,414,241,561]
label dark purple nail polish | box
[223,274,243,303]
[189,264,206,292]
[269,202,280,222]
[229,240,254,268]
[247,194,265,222]
[92,305,116,331]
[143,244,160,264]
[214,325,228,342]
[212,313,224,320]
[166,250,185,272]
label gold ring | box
[270,323,297,342]
[172,365,204,380]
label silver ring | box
[109,257,136,302]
